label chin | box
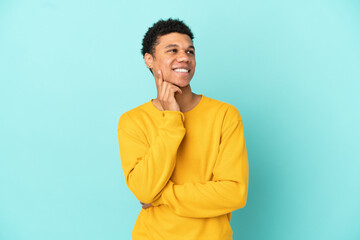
[175,78,192,87]
[174,84,188,89]
[176,81,190,88]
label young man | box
[117,19,249,240]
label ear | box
[144,53,154,69]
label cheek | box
[163,59,173,74]
[166,58,172,66]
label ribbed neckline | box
[149,94,205,115]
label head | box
[142,18,196,88]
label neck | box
[174,84,196,112]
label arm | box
[152,106,249,218]
[117,111,186,204]
[118,69,185,204]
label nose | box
[176,50,191,62]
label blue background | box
[1,0,359,239]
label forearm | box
[118,111,186,203]
[153,178,248,218]
[124,132,183,203]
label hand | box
[155,70,182,111]
[140,202,153,209]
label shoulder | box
[117,101,152,130]
[203,95,242,122]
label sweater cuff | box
[152,180,174,207]
[152,195,164,207]
[161,111,185,124]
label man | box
[117,19,248,240]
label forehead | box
[155,32,193,48]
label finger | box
[163,82,182,96]
[163,82,171,101]
[174,86,182,94]
[159,83,179,106]
[142,203,153,209]
[168,84,183,95]
[159,75,169,100]
[155,70,163,91]
[162,79,182,94]
[158,70,167,99]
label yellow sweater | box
[117,95,248,240]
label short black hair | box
[141,18,194,57]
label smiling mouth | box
[173,68,190,73]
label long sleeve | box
[117,110,186,204]
[152,107,249,218]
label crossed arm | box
[118,111,186,204]
[118,106,248,218]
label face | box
[145,32,196,88]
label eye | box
[187,50,195,55]
[168,49,177,53]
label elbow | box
[130,186,158,203]
[138,195,156,204]
[126,177,158,204]
[128,183,158,204]
[237,196,247,209]
[234,182,248,209]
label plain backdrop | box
[1,0,359,239]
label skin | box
[141,32,202,209]
[145,32,202,112]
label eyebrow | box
[164,44,195,50]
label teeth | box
[174,68,189,73]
